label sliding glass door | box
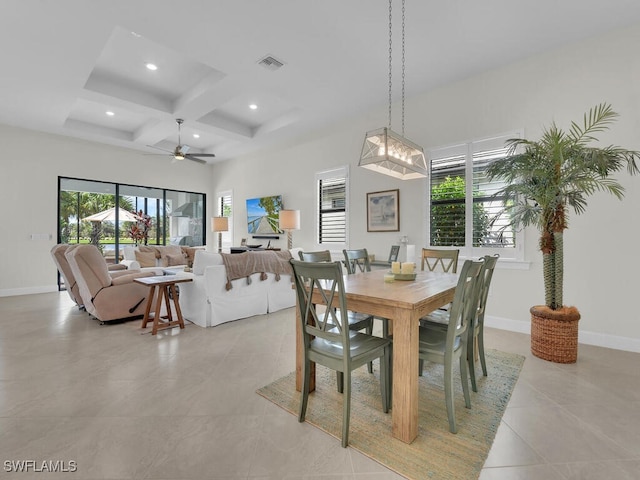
[57,177,205,288]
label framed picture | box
[240,238,247,246]
[367,189,400,232]
[388,245,400,263]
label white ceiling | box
[2,0,640,163]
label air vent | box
[257,55,285,71]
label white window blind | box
[316,166,348,247]
[428,133,523,260]
[217,190,233,249]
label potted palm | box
[487,103,639,363]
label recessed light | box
[193,134,200,139]
[145,63,158,71]
[249,104,258,110]
[105,111,115,116]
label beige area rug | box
[257,349,524,480]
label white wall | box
[2,22,638,351]
[212,22,640,351]
[0,125,214,296]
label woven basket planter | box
[530,305,581,363]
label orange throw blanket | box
[220,250,293,290]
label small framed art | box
[366,189,399,232]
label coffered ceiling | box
[2,0,640,163]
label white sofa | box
[179,248,301,328]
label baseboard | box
[0,285,58,297]
[485,315,640,353]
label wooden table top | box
[133,275,193,287]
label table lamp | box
[211,216,229,253]
[279,210,300,250]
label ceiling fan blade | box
[146,145,173,154]
[184,154,208,165]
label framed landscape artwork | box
[366,189,399,232]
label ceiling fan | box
[146,118,216,165]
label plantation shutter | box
[428,132,522,258]
[316,167,348,246]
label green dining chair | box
[290,259,391,447]
[300,250,375,375]
[421,254,499,392]
[415,258,484,433]
[421,247,460,273]
[343,247,392,338]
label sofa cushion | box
[135,250,157,268]
[139,245,162,259]
[159,245,184,267]
[166,253,187,266]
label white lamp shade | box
[279,209,300,230]
[211,216,229,232]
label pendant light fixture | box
[358,0,427,180]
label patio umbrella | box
[82,207,139,223]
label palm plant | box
[487,103,639,311]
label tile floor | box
[0,292,639,479]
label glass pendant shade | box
[359,127,428,180]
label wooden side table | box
[134,275,193,335]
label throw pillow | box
[181,246,205,267]
[135,250,157,268]
[139,245,161,259]
[166,253,187,266]
[159,245,184,267]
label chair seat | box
[310,331,391,369]
[418,326,462,355]
[420,309,449,327]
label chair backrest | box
[290,259,351,350]
[477,254,499,324]
[445,258,484,347]
[65,245,113,304]
[421,248,460,273]
[299,250,332,262]
[51,244,81,305]
[342,248,371,274]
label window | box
[427,133,524,260]
[58,176,205,286]
[316,166,348,247]
[217,190,233,249]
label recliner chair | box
[51,244,129,308]
[65,245,156,322]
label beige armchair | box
[51,244,129,308]
[65,245,156,322]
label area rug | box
[256,349,524,480]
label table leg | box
[151,286,165,335]
[141,285,157,330]
[391,308,419,444]
[171,284,185,330]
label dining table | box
[295,268,458,444]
